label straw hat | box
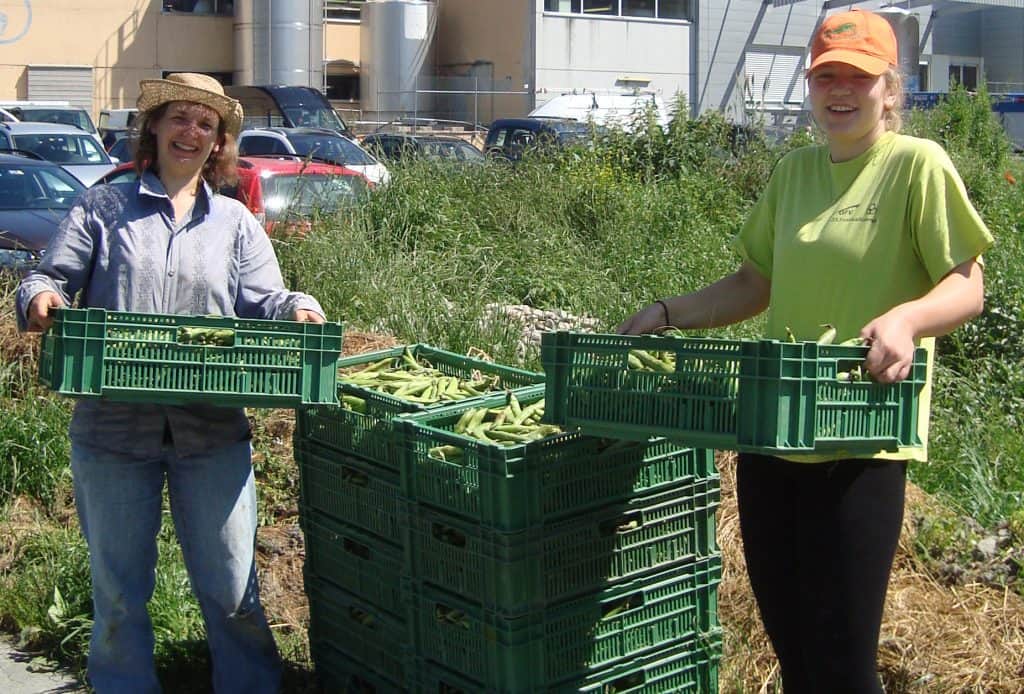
[136,73,243,136]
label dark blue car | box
[483,117,600,161]
[0,151,86,274]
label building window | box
[324,0,366,22]
[162,0,233,16]
[622,0,655,18]
[582,0,617,15]
[918,63,929,92]
[544,0,691,20]
[949,64,978,91]
[326,75,359,101]
[744,50,806,105]
[161,70,233,86]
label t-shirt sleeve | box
[731,160,782,280]
[909,143,994,283]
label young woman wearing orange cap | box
[619,9,993,692]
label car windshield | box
[0,163,85,210]
[12,108,96,133]
[422,140,484,162]
[287,134,377,166]
[12,134,110,165]
[261,173,368,221]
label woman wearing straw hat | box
[619,9,993,692]
[15,73,326,693]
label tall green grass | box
[277,88,1024,527]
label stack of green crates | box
[295,346,723,692]
[294,344,545,691]
[398,385,722,692]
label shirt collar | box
[138,169,213,218]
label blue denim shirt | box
[16,171,325,458]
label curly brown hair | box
[133,102,239,189]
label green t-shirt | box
[734,131,993,462]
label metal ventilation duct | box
[876,7,921,91]
[234,0,325,87]
[360,0,437,119]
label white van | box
[528,92,672,131]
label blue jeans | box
[71,439,282,694]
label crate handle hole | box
[600,512,642,536]
[836,359,869,382]
[434,603,470,629]
[343,537,371,559]
[176,325,235,347]
[347,606,377,630]
[431,523,466,547]
[349,675,375,694]
[341,465,368,487]
[606,672,646,691]
[601,590,644,620]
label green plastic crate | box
[296,344,543,469]
[399,385,717,532]
[577,635,722,694]
[409,481,719,614]
[38,308,342,407]
[417,635,721,694]
[310,640,407,694]
[300,509,406,617]
[413,557,721,690]
[541,331,927,454]
[295,441,408,545]
[306,577,414,690]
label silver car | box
[0,122,116,187]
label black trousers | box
[736,454,907,694]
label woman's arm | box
[861,257,984,383]
[618,261,771,335]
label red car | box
[95,154,370,235]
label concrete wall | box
[434,0,532,122]
[324,21,360,63]
[980,8,1024,89]
[534,11,690,114]
[694,0,821,118]
[0,1,233,116]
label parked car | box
[231,155,371,234]
[95,154,369,235]
[361,133,485,164]
[483,117,601,161]
[106,133,137,163]
[97,108,139,149]
[4,104,98,135]
[0,122,117,186]
[0,151,87,274]
[225,85,354,138]
[237,127,390,185]
[528,92,672,131]
[2,105,105,151]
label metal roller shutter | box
[27,66,94,111]
[744,51,806,105]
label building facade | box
[0,0,1021,127]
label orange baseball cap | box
[807,9,898,76]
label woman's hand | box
[617,302,670,336]
[26,291,65,332]
[860,308,916,383]
[293,309,325,324]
